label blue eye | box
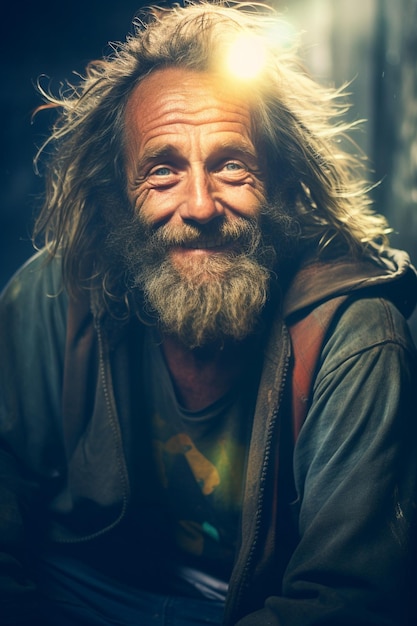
[153,166,172,176]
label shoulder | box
[310,296,417,424]
[0,252,69,431]
[1,249,65,300]
[296,296,417,476]
[320,296,416,369]
[0,251,69,364]
[1,249,68,322]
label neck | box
[161,334,252,411]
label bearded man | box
[1,3,416,626]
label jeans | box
[36,553,225,626]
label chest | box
[141,330,260,565]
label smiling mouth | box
[180,238,234,250]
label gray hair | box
[33,1,389,297]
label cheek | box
[136,189,180,227]
[225,185,265,216]
[128,187,149,219]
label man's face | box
[124,67,266,277]
[120,67,286,348]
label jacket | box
[1,247,417,625]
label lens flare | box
[225,34,267,80]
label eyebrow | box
[133,139,259,177]
[134,145,184,175]
[208,139,259,165]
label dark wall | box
[372,0,417,339]
[0,0,144,288]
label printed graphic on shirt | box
[154,433,220,495]
[152,414,247,561]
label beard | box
[107,200,299,349]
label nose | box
[179,168,224,224]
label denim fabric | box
[37,554,224,626]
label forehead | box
[124,67,256,152]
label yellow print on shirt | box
[154,433,220,495]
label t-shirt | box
[142,329,259,599]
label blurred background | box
[1,0,417,338]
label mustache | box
[141,216,262,255]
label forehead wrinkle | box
[135,108,254,138]
[125,104,255,158]
[157,97,253,120]
[126,87,254,134]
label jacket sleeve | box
[237,297,417,626]
[0,252,68,625]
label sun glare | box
[225,34,267,80]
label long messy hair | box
[32,1,390,299]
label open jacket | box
[0,247,417,625]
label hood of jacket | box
[282,247,417,322]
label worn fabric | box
[1,248,417,625]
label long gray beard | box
[140,249,270,349]
[108,204,299,349]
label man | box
[1,2,416,625]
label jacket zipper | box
[223,330,291,624]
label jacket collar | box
[283,247,417,321]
